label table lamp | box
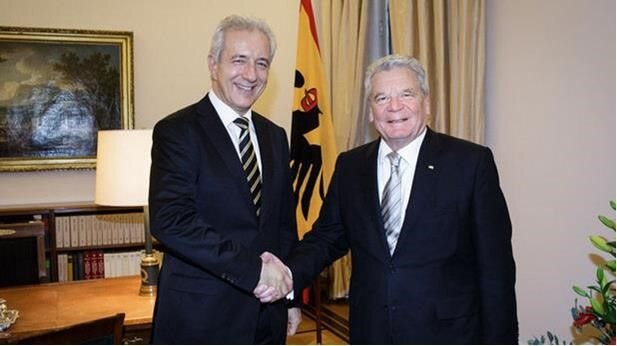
[94,129,158,296]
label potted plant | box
[571,201,615,344]
[530,201,615,345]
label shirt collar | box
[378,126,427,166]
[208,90,253,127]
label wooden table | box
[0,276,155,343]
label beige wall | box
[486,0,615,342]
[0,0,299,205]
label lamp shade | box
[95,129,153,206]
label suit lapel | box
[395,128,442,256]
[195,95,244,179]
[361,141,392,256]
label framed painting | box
[0,26,134,171]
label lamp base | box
[139,253,159,296]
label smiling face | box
[208,29,271,115]
[368,66,430,151]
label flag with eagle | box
[290,0,337,239]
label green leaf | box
[572,285,590,298]
[602,280,615,294]
[590,235,612,252]
[598,215,615,231]
[606,259,616,272]
[602,303,615,324]
[588,286,602,294]
[590,297,605,315]
[600,273,608,289]
[596,266,605,282]
[610,200,615,210]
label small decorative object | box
[0,298,19,332]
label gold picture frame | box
[0,26,134,171]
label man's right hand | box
[253,251,292,303]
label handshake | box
[253,251,293,303]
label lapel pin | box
[428,165,434,170]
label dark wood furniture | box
[10,313,125,344]
[0,222,46,287]
[0,276,154,344]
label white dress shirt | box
[208,91,263,172]
[377,127,427,228]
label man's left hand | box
[287,307,302,335]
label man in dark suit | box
[148,15,300,344]
[280,55,518,344]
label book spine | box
[70,217,79,248]
[55,217,64,248]
[83,251,92,280]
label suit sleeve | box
[148,118,261,293]
[472,148,518,343]
[275,128,302,308]
[277,128,299,260]
[287,154,351,293]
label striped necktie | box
[381,152,402,255]
[233,117,262,217]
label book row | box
[56,250,164,282]
[55,213,145,249]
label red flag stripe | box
[300,0,320,52]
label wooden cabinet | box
[0,221,46,287]
[0,202,144,284]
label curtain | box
[313,0,369,299]
[389,0,486,143]
[314,0,367,154]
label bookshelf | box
[0,202,148,284]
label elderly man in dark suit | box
[272,54,518,344]
[148,15,299,344]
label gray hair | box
[209,15,277,62]
[364,54,429,99]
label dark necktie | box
[381,152,402,255]
[233,117,262,217]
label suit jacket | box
[287,128,518,344]
[148,95,297,344]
